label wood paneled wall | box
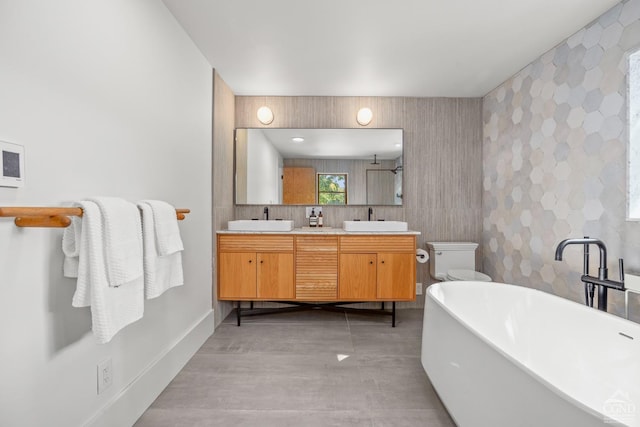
[232,96,483,307]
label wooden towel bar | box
[0,206,190,228]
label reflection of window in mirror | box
[318,174,347,205]
[629,48,640,219]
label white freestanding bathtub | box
[422,281,640,427]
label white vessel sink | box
[228,220,294,232]
[343,220,408,232]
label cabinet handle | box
[248,260,252,263]
[381,260,385,264]
[369,261,373,265]
[260,260,264,264]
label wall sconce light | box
[356,107,373,126]
[257,106,274,125]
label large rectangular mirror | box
[235,128,403,206]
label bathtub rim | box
[425,281,636,424]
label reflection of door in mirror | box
[283,167,316,204]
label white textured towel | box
[142,200,184,256]
[137,201,184,299]
[62,199,144,344]
[62,213,82,277]
[89,197,143,288]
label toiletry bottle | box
[309,208,317,227]
[318,210,323,227]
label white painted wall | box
[0,1,213,426]
[247,129,282,204]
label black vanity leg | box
[250,301,254,310]
[381,302,385,310]
[392,302,396,327]
[237,301,241,326]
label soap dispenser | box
[318,210,323,227]
[309,208,318,227]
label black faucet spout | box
[263,207,269,220]
[368,207,373,221]
[554,237,624,312]
[554,237,607,273]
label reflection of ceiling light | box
[356,107,373,126]
[394,143,402,147]
[291,137,304,143]
[257,106,274,125]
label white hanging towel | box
[61,213,82,277]
[90,197,144,287]
[137,200,184,299]
[62,198,144,344]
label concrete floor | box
[135,308,455,426]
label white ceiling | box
[162,0,620,97]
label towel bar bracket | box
[15,215,72,228]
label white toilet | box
[426,242,491,282]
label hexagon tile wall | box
[482,0,640,318]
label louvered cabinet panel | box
[297,235,338,252]
[339,235,415,253]
[218,234,294,252]
[295,236,338,299]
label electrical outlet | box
[305,206,323,218]
[97,358,113,394]
[416,282,423,295]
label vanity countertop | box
[217,227,421,235]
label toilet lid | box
[447,269,492,282]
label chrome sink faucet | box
[554,237,624,311]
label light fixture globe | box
[356,107,373,126]
[257,106,274,125]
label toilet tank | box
[426,242,478,280]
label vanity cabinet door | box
[376,253,415,300]
[218,252,257,299]
[339,253,377,300]
[217,234,294,300]
[339,235,416,301]
[257,252,294,299]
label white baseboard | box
[86,309,215,427]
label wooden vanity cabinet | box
[217,234,294,300]
[217,233,416,302]
[339,235,416,301]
